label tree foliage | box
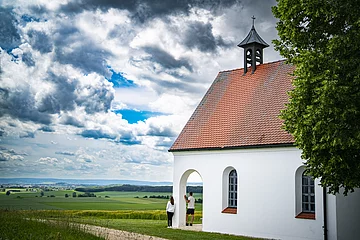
[273,0,360,195]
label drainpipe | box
[323,187,328,240]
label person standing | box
[184,192,195,226]
[166,196,175,228]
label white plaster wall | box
[326,194,337,240]
[335,188,360,240]
[172,147,325,240]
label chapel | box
[169,18,360,240]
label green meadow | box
[0,189,203,211]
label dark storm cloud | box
[38,73,78,114]
[29,4,49,15]
[142,46,193,72]
[59,0,241,22]
[76,85,114,114]
[38,126,55,132]
[0,87,52,124]
[28,30,53,53]
[80,129,117,140]
[147,126,177,137]
[22,52,35,67]
[183,21,231,52]
[40,72,113,117]
[60,115,84,128]
[54,45,112,78]
[0,8,21,50]
[52,24,112,78]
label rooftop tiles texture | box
[169,60,296,152]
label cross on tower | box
[252,16,255,27]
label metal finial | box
[252,16,256,28]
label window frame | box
[228,170,237,208]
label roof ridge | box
[219,59,287,74]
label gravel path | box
[77,223,168,240]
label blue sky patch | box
[113,109,163,124]
[107,69,136,88]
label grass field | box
[0,189,203,211]
[0,210,103,240]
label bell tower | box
[238,16,269,74]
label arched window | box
[228,170,237,208]
[222,168,237,214]
[302,172,315,213]
[295,167,316,219]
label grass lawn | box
[0,210,103,240]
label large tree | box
[272,0,360,195]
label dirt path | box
[75,223,168,240]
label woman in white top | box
[166,196,175,228]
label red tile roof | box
[169,60,295,152]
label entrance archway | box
[173,169,203,228]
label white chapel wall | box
[335,188,360,239]
[172,147,326,240]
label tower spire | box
[238,16,269,74]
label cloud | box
[0,7,21,50]
[28,29,53,53]
[51,22,113,78]
[183,21,231,52]
[55,151,75,156]
[80,129,117,140]
[22,52,35,67]
[142,46,193,72]
[0,150,25,161]
[38,157,58,164]
[0,83,53,125]
[59,0,241,23]
[38,126,55,132]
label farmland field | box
[0,189,203,211]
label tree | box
[273,0,360,195]
[72,192,76,198]
[40,191,44,197]
[65,194,69,198]
[6,190,10,196]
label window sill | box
[222,207,237,214]
[295,212,315,220]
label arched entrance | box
[173,169,203,229]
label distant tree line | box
[75,184,203,193]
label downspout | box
[323,187,328,240]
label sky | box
[0,0,282,182]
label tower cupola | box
[238,16,269,74]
